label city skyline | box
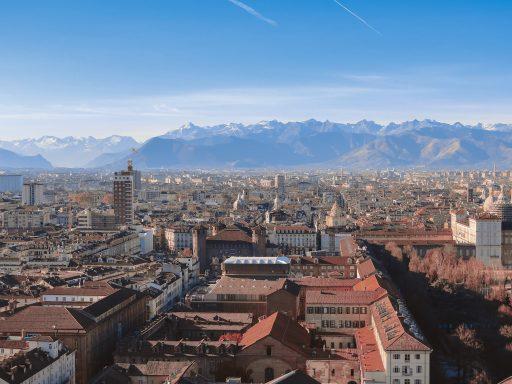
[1,0,511,140]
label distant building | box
[113,161,135,226]
[22,182,44,206]
[451,210,502,266]
[275,174,285,198]
[0,174,23,194]
[76,208,116,230]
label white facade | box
[139,228,154,255]
[451,212,502,266]
[269,226,317,251]
[165,227,193,251]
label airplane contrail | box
[331,0,381,35]
[227,0,277,26]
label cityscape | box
[1,1,512,384]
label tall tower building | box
[113,161,135,226]
[275,174,285,198]
[22,182,44,206]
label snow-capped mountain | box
[101,119,512,169]
[0,135,139,167]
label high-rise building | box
[113,161,135,226]
[22,182,44,206]
[275,174,285,198]
[0,174,23,193]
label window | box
[405,354,410,362]
[330,342,335,349]
[345,307,351,314]
[416,366,422,373]
[415,380,421,384]
[350,369,354,377]
[307,307,314,314]
[264,368,274,382]
[393,354,400,359]
[331,369,335,376]
[393,380,400,384]
[404,380,410,384]
[415,354,421,360]
[266,346,272,356]
[393,366,400,373]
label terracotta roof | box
[354,275,398,299]
[0,306,94,334]
[43,283,116,297]
[371,296,431,352]
[210,276,287,296]
[207,228,252,243]
[356,258,378,278]
[354,326,384,373]
[239,312,310,354]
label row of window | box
[393,353,422,361]
[393,365,423,374]
[320,320,365,329]
[393,380,422,384]
[307,306,368,315]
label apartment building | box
[451,210,502,266]
[165,225,193,252]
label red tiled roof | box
[240,312,310,354]
[354,326,384,373]
[0,306,94,334]
[43,283,116,297]
[207,228,252,243]
[356,258,377,278]
[370,296,431,352]
[353,275,398,299]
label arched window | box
[264,367,275,382]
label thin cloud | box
[227,0,277,26]
[331,0,381,35]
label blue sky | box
[0,0,511,140]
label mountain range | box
[3,119,512,169]
[100,119,512,169]
[0,148,52,169]
[0,135,138,168]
